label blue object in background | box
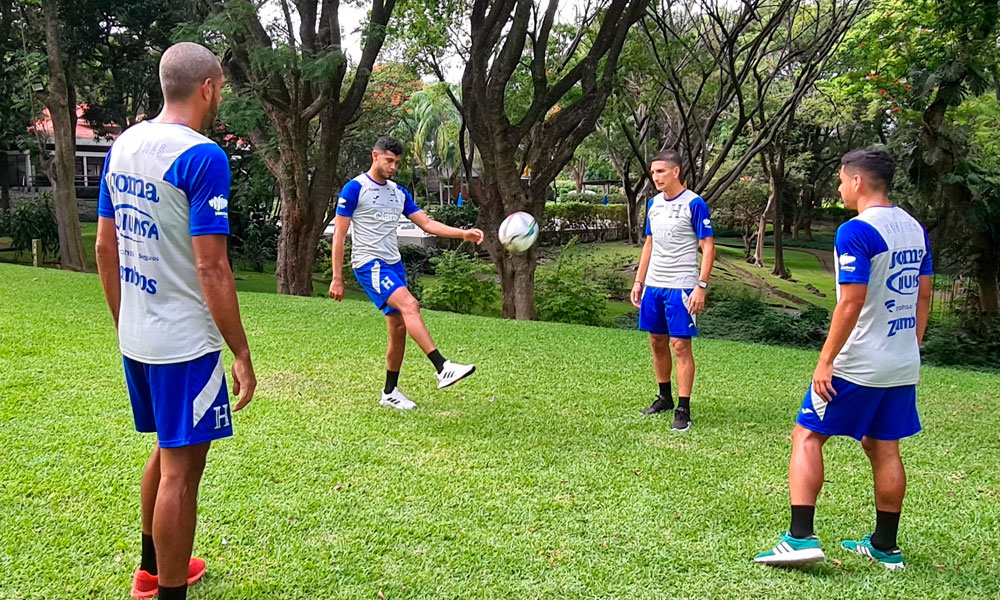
[457,193,464,207]
[602,195,609,205]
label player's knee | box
[862,437,898,461]
[397,296,420,316]
[671,338,692,357]
[650,335,670,352]
[792,425,823,448]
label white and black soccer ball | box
[498,211,538,253]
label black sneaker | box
[641,395,674,415]
[672,406,691,431]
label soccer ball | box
[499,211,538,253]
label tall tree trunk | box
[571,157,585,194]
[477,171,538,319]
[976,241,1000,315]
[42,0,86,272]
[0,163,10,212]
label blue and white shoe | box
[842,534,905,571]
[754,531,825,566]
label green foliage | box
[921,318,1000,372]
[535,240,608,326]
[698,291,830,349]
[427,204,479,229]
[543,202,628,229]
[0,195,59,259]
[421,250,499,315]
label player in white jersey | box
[631,150,716,431]
[755,147,933,571]
[329,137,483,410]
[95,43,256,600]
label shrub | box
[1,194,59,259]
[698,293,829,349]
[921,318,1000,371]
[535,240,608,326]
[399,243,441,275]
[560,191,603,204]
[421,250,499,315]
[543,202,628,230]
[427,204,479,229]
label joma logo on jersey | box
[886,267,920,295]
[888,316,917,337]
[889,248,923,269]
[112,173,159,203]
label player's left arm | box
[916,276,932,345]
[402,187,483,244]
[687,198,716,315]
[95,153,120,328]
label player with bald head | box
[95,42,256,600]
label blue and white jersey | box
[336,173,421,268]
[98,121,230,364]
[643,189,714,289]
[833,206,933,387]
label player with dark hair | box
[631,150,716,431]
[755,146,933,571]
[329,137,483,409]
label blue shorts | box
[796,377,921,441]
[123,351,233,448]
[639,286,698,337]
[354,259,408,315]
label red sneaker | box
[130,558,207,598]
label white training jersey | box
[832,206,933,387]
[336,173,421,269]
[643,189,714,289]
[98,121,231,364]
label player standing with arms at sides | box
[754,147,933,571]
[95,42,257,599]
[631,150,716,431]
[329,137,483,410]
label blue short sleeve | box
[336,180,361,217]
[919,227,933,276]
[835,219,888,285]
[163,143,231,236]
[401,186,421,218]
[97,153,114,218]
[644,197,654,236]
[689,197,713,239]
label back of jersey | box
[833,206,932,387]
[98,121,231,364]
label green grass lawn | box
[1,263,998,599]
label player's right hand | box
[329,279,344,301]
[630,281,643,308]
[231,354,257,412]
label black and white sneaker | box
[641,395,674,415]
[436,360,476,389]
[380,387,416,410]
[672,406,691,431]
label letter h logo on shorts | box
[213,405,231,430]
[381,276,395,291]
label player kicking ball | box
[754,147,933,571]
[329,137,482,410]
[631,150,715,431]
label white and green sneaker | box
[754,531,825,566]
[842,534,905,571]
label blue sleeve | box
[644,197,653,236]
[920,227,933,276]
[401,186,421,217]
[97,152,114,218]
[835,220,888,285]
[336,180,361,217]
[163,143,231,236]
[689,197,713,239]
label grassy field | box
[1,263,998,600]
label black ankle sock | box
[658,382,671,398]
[678,396,690,410]
[871,510,900,551]
[427,350,446,373]
[384,370,400,394]
[140,533,157,575]
[158,584,187,600]
[789,504,815,538]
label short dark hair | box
[841,147,895,192]
[374,136,404,156]
[650,149,683,176]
